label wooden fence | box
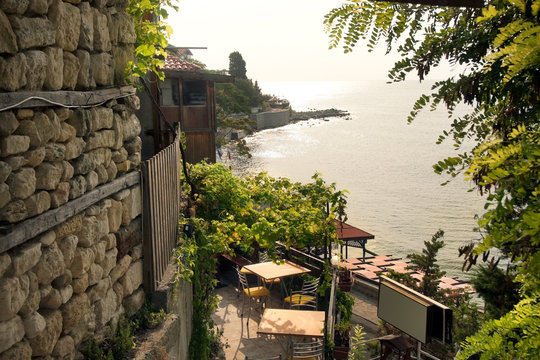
[141,135,182,293]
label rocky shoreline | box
[290,108,350,121]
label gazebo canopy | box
[335,220,375,259]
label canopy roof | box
[335,220,374,243]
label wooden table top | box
[257,308,325,337]
[243,260,311,280]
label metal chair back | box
[291,340,323,359]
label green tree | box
[127,0,177,80]
[324,1,539,358]
[228,51,247,79]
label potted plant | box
[333,320,352,359]
[338,266,353,292]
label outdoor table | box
[243,260,311,303]
[257,308,325,356]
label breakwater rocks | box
[291,108,350,121]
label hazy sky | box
[167,0,405,82]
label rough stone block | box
[44,143,66,162]
[123,287,145,316]
[109,254,131,284]
[108,199,122,233]
[27,0,49,15]
[0,315,25,353]
[0,275,29,321]
[11,241,41,276]
[24,191,51,217]
[71,272,88,294]
[24,147,46,167]
[124,137,142,154]
[23,311,46,339]
[27,310,62,356]
[58,122,76,143]
[61,293,89,333]
[111,44,134,85]
[0,53,26,91]
[0,9,17,54]
[69,175,86,199]
[43,46,63,91]
[116,160,130,173]
[91,52,113,86]
[0,111,18,137]
[23,50,47,91]
[0,339,31,360]
[34,112,55,144]
[0,183,10,209]
[52,335,74,359]
[120,260,142,297]
[66,108,89,137]
[52,271,71,289]
[58,234,77,268]
[122,186,141,226]
[128,152,141,168]
[86,130,116,151]
[34,243,65,285]
[92,8,110,52]
[87,276,109,303]
[35,162,63,191]
[8,15,54,50]
[4,156,26,171]
[0,252,11,278]
[64,137,86,161]
[0,135,30,157]
[95,164,108,184]
[54,214,82,239]
[78,1,93,50]
[95,288,117,327]
[101,247,117,277]
[0,161,11,183]
[62,160,75,181]
[49,0,81,52]
[62,51,80,90]
[0,0,29,14]
[122,113,141,142]
[50,181,70,208]
[0,199,27,223]
[94,240,107,264]
[75,49,94,90]
[13,119,41,148]
[6,167,35,200]
[39,231,56,247]
[87,263,104,287]
[70,247,94,277]
[15,109,33,120]
[90,107,114,132]
[105,161,117,181]
[76,216,99,247]
[40,287,62,309]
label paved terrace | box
[212,269,379,360]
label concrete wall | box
[253,109,290,130]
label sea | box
[221,80,485,280]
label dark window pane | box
[183,81,206,106]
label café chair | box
[289,339,323,360]
[284,278,319,307]
[237,266,270,325]
[289,293,317,310]
[245,355,282,360]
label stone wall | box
[0,0,152,358]
[0,0,135,92]
[253,109,290,130]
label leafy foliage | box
[325,1,539,358]
[174,163,347,359]
[127,0,177,80]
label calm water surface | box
[224,80,484,279]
